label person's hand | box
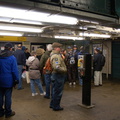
[13,80,19,89]
[23,66,26,69]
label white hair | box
[47,44,53,51]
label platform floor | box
[1,79,120,120]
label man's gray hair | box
[47,44,53,51]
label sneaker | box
[32,93,38,96]
[5,111,15,118]
[69,82,72,86]
[73,82,76,85]
[40,92,46,96]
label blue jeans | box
[50,73,65,109]
[30,79,44,94]
[0,88,12,116]
[78,69,83,85]
[17,65,23,89]
[44,74,51,97]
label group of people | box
[0,42,105,118]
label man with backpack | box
[93,47,105,86]
[39,44,53,99]
[50,42,67,111]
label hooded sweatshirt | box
[0,49,19,88]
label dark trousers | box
[50,73,65,109]
[67,66,77,83]
[0,88,13,116]
[44,74,51,97]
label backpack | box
[100,54,105,66]
[43,57,52,74]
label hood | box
[0,50,13,58]
[27,56,36,62]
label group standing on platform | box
[0,42,106,118]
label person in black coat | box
[93,48,104,86]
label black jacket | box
[13,49,26,66]
[93,53,103,71]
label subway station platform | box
[1,79,120,120]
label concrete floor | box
[1,79,120,120]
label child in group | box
[26,51,45,96]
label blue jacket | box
[0,50,19,88]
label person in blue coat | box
[0,42,19,118]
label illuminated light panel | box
[10,19,42,25]
[0,6,78,25]
[79,33,111,38]
[54,36,84,40]
[0,32,23,36]
[0,24,43,33]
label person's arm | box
[11,56,19,88]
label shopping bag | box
[26,71,30,83]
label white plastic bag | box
[22,71,26,78]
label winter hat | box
[22,46,26,51]
[4,42,13,49]
[47,44,53,51]
[36,48,45,56]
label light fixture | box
[54,36,84,40]
[0,6,78,25]
[0,17,12,22]
[44,15,78,25]
[79,19,99,24]
[10,19,42,25]
[0,23,43,33]
[79,27,87,30]
[0,31,23,36]
[79,33,111,38]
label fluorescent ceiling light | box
[79,33,111,38]
[79,27,87,30]
[0,6,26,18]
[10,19,42,25]
[0,31,23,36]
[80,19,99,24]
[0,17,12,22]
[55,36,84,40]
[44,15,78,25]
[0,6,50,21]
[0,6,78,25]
[0,24,43,33]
